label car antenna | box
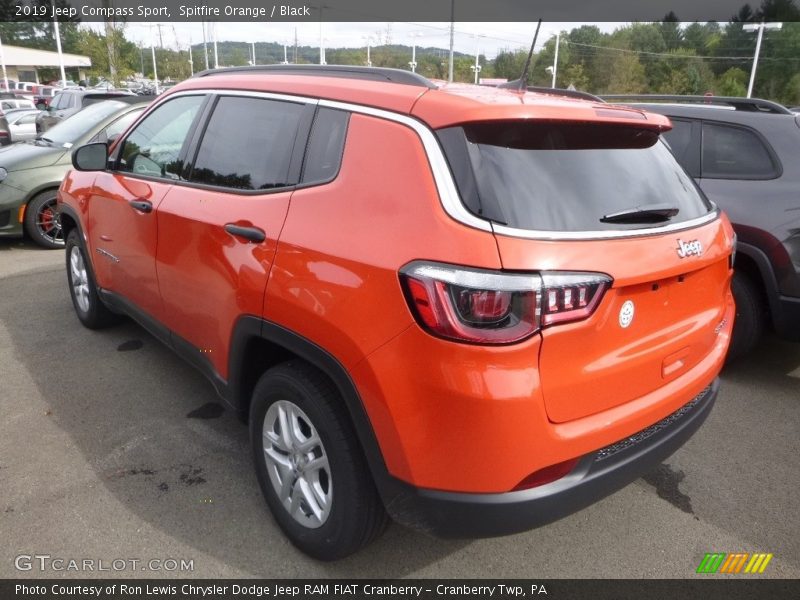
[498,19,543,92]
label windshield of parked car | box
[438,121,714,232]
[41,100,128,147]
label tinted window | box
[701,122,778,179]
[439,122,712,232]
[301,108,349,184]
[662,119,693,167]
[189,96,304,190]
[118,95,204,180]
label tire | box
[727,271,766,362]
[250,361,388,560]
[24,190,64,248]
[65,229,120,329]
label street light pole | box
[551,32,560,88]
[53,13,67,86]
[448,0,454,82]
[0,34,9,91]
[470,37,481,84]
[743,21,782,98]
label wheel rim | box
[69,246,91,313]
[262,400,332,529]
[35,197,64,245]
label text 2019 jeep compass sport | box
[58,66,735,560]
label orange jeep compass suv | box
[58,66,735,560]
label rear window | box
[438,122,713,233]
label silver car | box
[5,109,40,142]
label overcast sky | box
[102,22,625,60]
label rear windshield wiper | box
[600,203,679,224]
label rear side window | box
[189,96,305,190]
[701,122,779,180]
[301,107,349,184]
[438,122,712,233]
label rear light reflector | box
[400,261,611,344]
[512,457,580,490]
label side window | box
[701,122,779,180]
[301,107,349,184]
[188,96,305,190]
[90,108,144,144]
[117,95,204,180]
[49,94,62,110]
[18,114,37,125]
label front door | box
[86,95,207,321]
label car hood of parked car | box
[0,140,67,172]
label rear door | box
[439,120,733,423]
[155,93,313,379]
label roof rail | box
[193,65,437,89]
[602,94,792,115]
[526,86,604,103]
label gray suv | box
[605,95,800,359]
[36,89,133,133]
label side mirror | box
[72,142,108,171]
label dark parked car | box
[605,95,800,359]
[36,89,134,133]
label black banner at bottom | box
[2,579,799,600]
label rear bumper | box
[383,379,718,538]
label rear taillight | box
[400,261,611,344]
[540,272,612,326]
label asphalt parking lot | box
[1,238,798,579]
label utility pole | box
[282,44,289,64]
[188,38,194,76]
[156,24,164,49]
[364,37,371,67]
[213,23,219,69]
[52,9,67,86]
[471,39,481,84]
[251,41,256,65]
[551,32,560,88]
[0,34,9,91]
[409,33,421,73]
[202,22,209,70]
[743,21,782,98]
[151,31,159,94]
[448,0,454,83]
[319,7,326,65]
[294,28,298,63]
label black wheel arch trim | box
[735,241,782,327]
[228,317,396,503]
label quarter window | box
[189,96,305,190]
[301,107,349,184]
[701,122,779,179]
[116,95,204,180]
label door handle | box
[224,223,266,243]
[128,199,153,213]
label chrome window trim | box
[167,88,720,240]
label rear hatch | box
[437,119,733,423]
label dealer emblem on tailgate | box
[676,239,703,258]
